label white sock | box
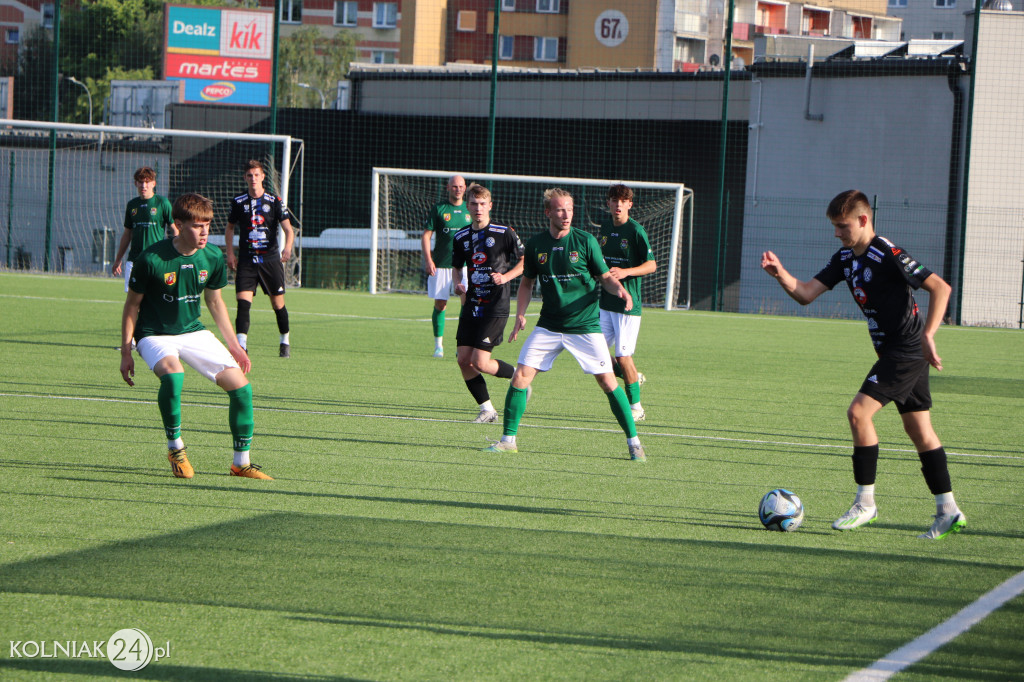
[936,492,958,515]
[280,332,290,345]
[233,450,250,468]
[435,336,443,349]
[479,400,495,412]
[500,435,516,445]
[237,333,247,350]
[168,438,184,451]
[627,436,641,447]
[855,484,876,508]
[631,402,643,410]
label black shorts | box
[858,355,932,414]
[235,257,286,297]
[456,314,508,352]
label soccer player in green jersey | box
[599,184,657,422]
[112,167,176,292]
[120,193,272,480]
[421,174,471,358]
[484,188,647,461]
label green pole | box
[6,151,12,268]
[43,0,62,272]
[711,0,735,311]
[486,0,501,174]
[955,0,984,326]
[270,0,281,136]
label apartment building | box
[265,0,403,64]
[0,0,53,67]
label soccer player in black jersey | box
[225,160,296,358]
[452,184,525,423]
[761,189,965,540]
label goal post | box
[370,167,693,310]
[0,118,304,286]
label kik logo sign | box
[221,10,273,59]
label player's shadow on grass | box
[0,513,1011,669]
[0,658,363,681]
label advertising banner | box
[164,5,274,107]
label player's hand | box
[761,251,782,277]
[922,334,943,371]
[621,290,633,312]
[608,267,626,281]
[454,282,467,295]
[120,352,135,387]
[509,315,526,342]
[491,271,507,285]
[424,261,437,277]
[281,248,292,263]
[226,252,237,271]
[112,261,122,276]
[230,345,252,374]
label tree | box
[277,27,358,108]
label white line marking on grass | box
[843,569,1024,682]
[1,391,1019,461]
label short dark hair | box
[172,193,214,223]
[607,184,633,202]
[244,159,265,174]
[133,167,156,183]
[826,190,872,220]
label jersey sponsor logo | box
[891,247,902,257]
[853,286,867,304]
[840,250,852,261]
[844,268,850,278]
[471,271,490,284]
[181,263,194,269]
[538,253,548,265]
[251,214,265,226]
[262,204,271,213]
[199,269,209,283]
[903,259,919,274]
[463,240,470,250]
[912,265,925,276]
[867,317,878,330]
[867,250,882,263]
[471,252,487,265]
[867,374,878,383]
[569,251,580,263]
[164,272,177,286]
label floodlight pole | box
[65,76,92,125]
[44,0,62,272]
[297,82,326,109]
[486,0,501,174]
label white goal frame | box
[370,167,694,310]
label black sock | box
[495,360,514,379]
[918,447,952,494]
[852,444,879,486]
[274,306,289,334]
[235,299,251,335]
[465,375,490,404]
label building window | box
[371,50,396,64]
[533,36,558,61]
[41,3,55,28]
[5,28,19,44]
[280,0,302,23]
[536,0,560,13]
[933,30,954,38]
[457,10,477,31]
[373,2,397,28]
[887,0,907,6]
[499,35,515,60]
[502,0,516,10]
[934,0,956,7]
[335,1,358,26]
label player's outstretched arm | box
[224,223,237,271]
[510,276,534,341]
[599,271,633,312]
[919,273,951,371]
[761,250,827,305]
[120,291,143,386]
[204,288,252,373]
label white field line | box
[0,391,1018,461]
[843,569,1024,681]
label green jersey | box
[129,240,228,340]
[424,201,472,268]
[523,228,609,334]
[598,216,654,316]
[124,195,174,261]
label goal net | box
[370,168,693,310]
[0,119,304,286]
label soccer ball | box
[759,488,804,531]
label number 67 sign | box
[595,9,629,48]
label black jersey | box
[228,192,291,264]
[452,222,524,319]
[814,235,932,359]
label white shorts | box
[136,330,239,383]
[427,267,467,300]
[123,260,134,293]
[600,309,642,357]
[518,327,614,375]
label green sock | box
[227,384,254,452]
[624,380,641,405]
[502,386,529,437]
[157,373,184,440]
[607,386,637,438]
[431,308,445,338]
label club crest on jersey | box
[199,269,209,283]
[263,204,271,213]
[853,286,867,304]
[150,207,158,215]
[164,272,177,286]
[538,253,548,265]
[485,237,495,247]
[863,267,873,282]
[131,208,138,217]
[599,236,608,246]
[620,239,629,250]
[252,214,265,226]
[472,252,487,265]
[443,213,452,222]
[569,251,580,263]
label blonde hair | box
[543,188,573,210]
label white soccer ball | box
[759,488,805,531]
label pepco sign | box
[164,5,274,107]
